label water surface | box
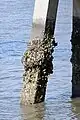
[0,0,80,120]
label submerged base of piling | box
[20,35,57,105]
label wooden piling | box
[71,0,80,98]
[20,0,59,105]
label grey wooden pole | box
[71,0,80,98]
[20,0,59,105]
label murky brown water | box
[1,0,80,120]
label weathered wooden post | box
[20,0,59,105]
[71,0,80,98]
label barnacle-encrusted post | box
[20,0,59,105]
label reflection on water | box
[71,98,80,119]
[20,103,45,120]
[20,99,80,120]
